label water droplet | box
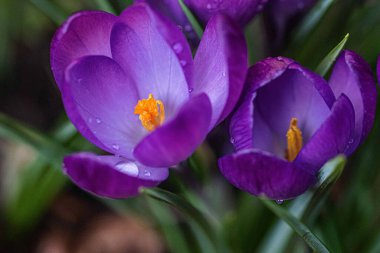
[116,161,139,177]
[256,3,264,11]
[143,170,151,177]
[180,60,187,66]
[206,3,212,9]
[112,144,120,150]
[348,138,354,144]
[184,25,192,32]
[222,71,226,77]
[230,137,235,144]
[188,88,194,93]
[172,43,183,54]
[276,199,284,205]
[95,118,102,124]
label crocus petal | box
[192,14,247,128]
[219,149,316,200]
[134,0,198,44]
[295,95,355,172]
[129,2,194,81]
[63,55,144,159]
[63,153,169,198]
[51,11,116,90]
[329,50,377,153]
[111,5,191,117]
[135,0,188,27]
[231,57,335,156]
[184,0,268,26]
[134,94,211,167]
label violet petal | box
[134,94,211,167]
[219,149,316,200]
[51,11,116,90]
[111,6,190,118]
[63,152,168,198]
[329,50,377,153]
[62,55,144,159]
[295,94,355,173]
[192,14,247,128]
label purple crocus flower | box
[219,50,377,200]
[138,0,268,28]
[50,3,247,198]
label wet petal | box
[219,149,316,200]
[111,4,191,118]
[51,11,116,90]
[62,55,144,159]
[192,14,247,128]
[329,50,377,153]
[134,94,211,167]
[63,153,168,198]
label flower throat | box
[134,94,165,131]
[285,118,303,161]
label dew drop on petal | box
[112,144,120,150]
[184,25,192,32]
[188,88,194,93]
[143,170,151,177]
[276,199,284,205]
[115,161,139,177]
[230,137,235,144]
[95,118,102,124]
[173,43,183,54]
[180,60,187,66]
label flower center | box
[134,93,165,131]
[285,118,303,161]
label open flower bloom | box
[50,3,247,198]
[138,0,268,28]
[219,51,377,200]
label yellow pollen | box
[285,118,303,162]
[134,93,165,131]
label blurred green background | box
[0,0,380,252]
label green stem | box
[261,199,331,253]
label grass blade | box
[293,0,335,43]
[178,0,203,38]
[315,33,349,76]
[0,113,68,167]
[261,199,331,253]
